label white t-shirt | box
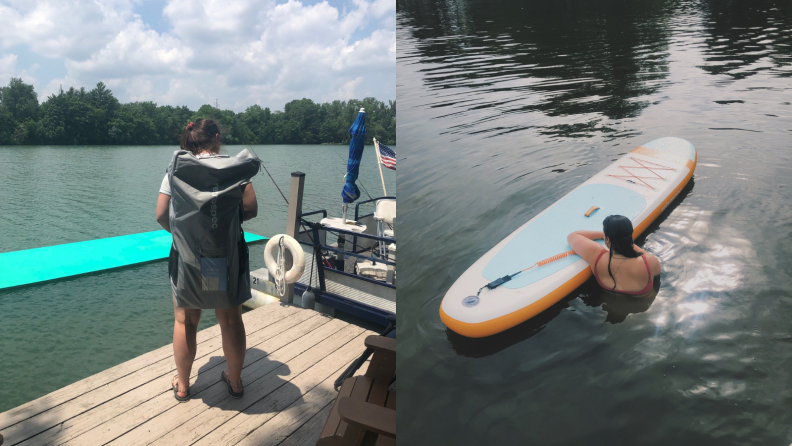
[159,153,250,196]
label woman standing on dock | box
[155,118,259,401]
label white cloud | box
[0,54,19,85]
[0,0,134,60]
[0,53,38,87]
[67,20,190,78]
[1,0,394,110]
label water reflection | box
[398,0,792,443]
[399,0,676,139]
[698,0,792,80]
[599,280,660,324]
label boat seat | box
[356,260,388,281]
[316,336,396,446]
[373,200,396,224]
[374,200,395,259]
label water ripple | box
[397,0,792,443]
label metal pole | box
[373,138,387,196]
[284,172,305,304]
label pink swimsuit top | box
[593,250,653,295]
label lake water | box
[397,0,791,444]
[0,144,395,412]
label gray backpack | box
[166,149,261,308]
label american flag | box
[378,143,396,170]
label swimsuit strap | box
[637,254,654,293]
[593,250,609,289]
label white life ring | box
[264,234,305,285]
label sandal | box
[221,370,244,399]
[171,375,190,402]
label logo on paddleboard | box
[462,295,480,307]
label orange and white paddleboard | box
[440,137,697,338]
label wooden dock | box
[0,304,375,446]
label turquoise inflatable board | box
[0,230,267,289]
[441,137,697,338]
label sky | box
[0,0,395,112]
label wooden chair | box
[317,335,396,446]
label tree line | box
[0,78,396,146]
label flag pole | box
[373,138,387,196]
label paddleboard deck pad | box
[440,137,697,338]
[0,230,267,289]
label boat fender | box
[302,287,316,310]
[264,235,305,285]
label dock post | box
[284,172,305,305]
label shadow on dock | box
[0,304,374,446]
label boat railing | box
[281,173,394,325]
[354,196,396,220]
[295,210,395,274]
[291,215,395,325]
[353,196,395,254]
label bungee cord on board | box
[607,157,675,189]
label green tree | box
[0,78,39,144]
[1,77,396,146]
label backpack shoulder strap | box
[167,150,184,192]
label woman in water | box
[155,118,258,401]
[567,215,660,296]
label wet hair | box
[181,118,221,155]
[602,215,640,291]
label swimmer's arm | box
[569,230,604,241]
[567,231,606,267]
[241,183,258,221]
[156,193,170,232]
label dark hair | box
[602,215,640,291]
[181,118,221,155]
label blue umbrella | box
[341,108,366,216]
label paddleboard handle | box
[584,206,599,217]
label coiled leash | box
[275,236,286,297]
[476,250,577,296]
[476,205,605,296]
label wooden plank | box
[31,312,329,446]
[336,377,372,446]
[9,307,311,446]
[278,401,334,446]
[236,368,362,446]
[317,378,355,444]
[189,330,372,446]
[366,381,388,407]
[375,432,395,446]
[374,391,396,446]
[0,304,300,442]
[0,303,297,432]
[62,313,342,446]
[338,398,395,438]
[109,320,363,446]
